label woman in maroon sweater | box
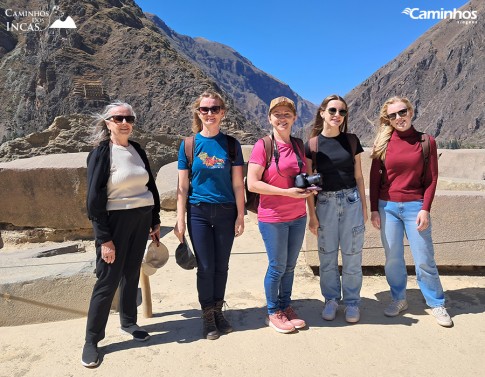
[369,96,452,327]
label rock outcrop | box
[0,0,265,150]
[345,0,484,147]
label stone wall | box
[0,153,91,231]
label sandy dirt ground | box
[1,211,485,377]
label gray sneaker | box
[384,300,408,317]
[431,306,453,327]
[345,305,360,323]
[120,324,150,341]
[321,300,339,321]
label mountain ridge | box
[345,0,484,147]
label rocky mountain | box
[146,14,318,131]
[345,0,484,148]
[0,0,270,159]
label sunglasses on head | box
[198,106,222,115]
[387,108,408,120]
[326,107,348,117]
[107,115,135,124]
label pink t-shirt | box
[249,138,307,223]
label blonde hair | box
[370,96,413,160]
[308,94,348,138]
[191,91,226,133]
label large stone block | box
[0,242,96,326]
[303,191,485,268]
[0,153,91,230]
[156,161,178,211]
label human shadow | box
[290,297,419,328]
[159,225,174,239]
[99,286,485,361]
[374,286,485,319]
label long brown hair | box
[191,91,226,133]
[309,94,348,138]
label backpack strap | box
[420,132,431,185]
[226,134,237,163]
[290,136,304,174]
[308,136,318,173]
[261,135,273,169]
[184,136,195,169]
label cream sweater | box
[106,143,155,211]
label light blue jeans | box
[379,199,445,308]
[316,187,364,306]
[258,216,307,315]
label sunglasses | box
[107,115,135,124]
[198,106,222,115]
[327,107,348,117]
[387,108,408,120]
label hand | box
[174,220,185,243]
[416,210,430,231]
[371,211,381,230]
[101,241,116,264]
[234,216,245,237]
[149,224,161,246]
[286,187,313,199]
[308,216,319,236]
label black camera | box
[294,173,322,189]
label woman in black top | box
[305,94,367,324]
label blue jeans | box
[316,187,364,306]
[379,200,445,307]
[258,216,307,315]
[187,202,237,309]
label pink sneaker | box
[283,306,306,329]
[267,310,296,333]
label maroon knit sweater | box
[369,126,438,212]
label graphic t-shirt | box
[178,132,244,204]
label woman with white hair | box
[82,101,161,367]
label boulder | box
[156,161,178,211]
[303,191,485,268]
[0,153,91,230]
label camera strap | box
[271,134,304,178]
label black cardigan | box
[86,139,161,243]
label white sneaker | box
[345,305,360,323]
[321,300,339,321]
[431,306,453,327]
[384,300,408,317]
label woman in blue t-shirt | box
[175,91,245,340]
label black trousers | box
[85,206,152,344]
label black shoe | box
[202,306,220,340]
[120,325,150,342]
[81,343,99,368]
[214,300,233,334]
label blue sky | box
[136,0,471,104]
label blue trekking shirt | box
[178,132,244,204]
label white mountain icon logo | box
[49,16,76,29]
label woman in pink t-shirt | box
[247,96,314,334]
